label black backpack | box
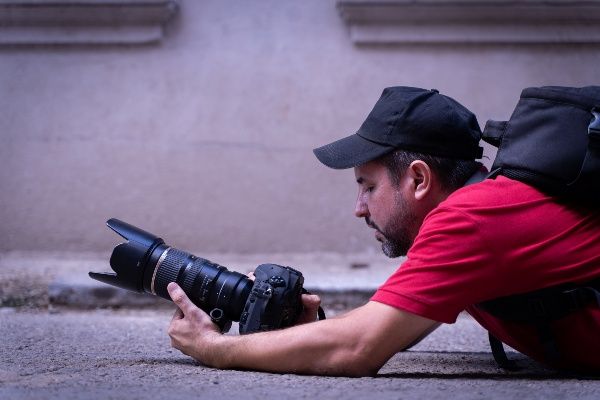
[483,85,600,203]
[476,86,600,370]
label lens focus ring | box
[181,261,203,294]
[154,248,189,299]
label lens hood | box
[89,218,165,292]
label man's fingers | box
[167,282,194,314]
[171,307,184,322]
[294,294,322,325]
[302,294,321,310]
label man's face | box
[354,161,418,258]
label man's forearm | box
[167,283,438,377]
[203,312,377,376]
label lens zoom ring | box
[155,248,188,298]
[181,262,203,294]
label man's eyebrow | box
[356,177,364,184]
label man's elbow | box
[343,363,381,378]
[329,343,388,377]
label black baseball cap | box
[313,87,483,169]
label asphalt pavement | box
[1,251,598,399]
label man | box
[167,87,600,375]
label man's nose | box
[355,197,368,218]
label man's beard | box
[365,193,416,258]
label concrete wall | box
[2,0,599,255]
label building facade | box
[2,0,599,254]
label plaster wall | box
[1,0,599,254]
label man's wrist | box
[195,331,232,368]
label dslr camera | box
[89,218,311,333]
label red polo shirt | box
[372,176,600,372]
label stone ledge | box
[0,0,179,46]
[337,0,600,44]
[47,273,375,312]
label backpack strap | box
[480,280,600,322]
[589,108,600,137]
[488,332,519,370]
[463,167,488,187]
[481,120,506,181]
[479,279,600,369]
[488,322,561,371]
[482,120,507,148]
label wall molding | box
[0,0,179,46]
[337,0,600,44]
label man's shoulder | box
[442,175,546,210]
[432,176,600,230]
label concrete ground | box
[3,309,597,400]
[1,252,598,399]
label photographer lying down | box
[166,86,600,376]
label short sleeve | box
[371,206,498,323]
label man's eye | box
[366,186,375,193]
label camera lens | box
[89,219,254,326]
[90,219,313,334]
[149,247,253,319]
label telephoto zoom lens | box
[150,247,253,325]
[89,219,254,331]
[89,219,308,333]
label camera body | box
[89,218,304,333]
[238,263,303,333]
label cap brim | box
[313,134,394,169]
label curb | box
[47,274,376,312]
[1,252,398,311]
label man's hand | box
[296,293,322,325]
[246,270,322,325]
[167,282,221,363]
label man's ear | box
[406,160,432,201]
